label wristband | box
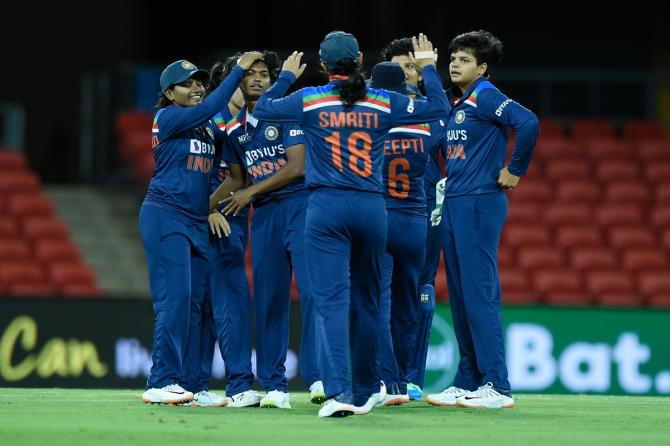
[414,51,437,61]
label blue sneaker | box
[407,383,422,401]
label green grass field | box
[1,389,669,446]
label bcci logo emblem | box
[264,126,279,141]
[455,110,466,124]
[181,60,196,70]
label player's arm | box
[478,89,539,189]
[209,163,246,212]
[221,143,305,216]
[391,34,450,125]
[157,52,263,138]
[253,52,306,124]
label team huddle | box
[139,30,539,418]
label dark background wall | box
[1,2,667,182]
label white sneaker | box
[260,390,291,409]
[354,381,387,415]
[318,398,356,418]
[227,390,263,408]
[142,384,193,405]
[456,382,515,409]
[189,390,227,407]
[426,386,468,406]
[309,381,326,404]
[376,393,409,407]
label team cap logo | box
[181,60,196,70]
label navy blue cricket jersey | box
[442,78,539,197]
[253,65,450,194]
[144,65,246,221]
[223,106,306,206]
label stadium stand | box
[0,149,102,297]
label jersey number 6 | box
[325,131,372,177]
[388,158,410,199]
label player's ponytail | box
[330,59,366,107]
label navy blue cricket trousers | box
[251,192,319,392]
[377,210,426,394]
[305,188,387,406]
[439,191,511,392]
[139,205,209,390]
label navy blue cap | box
[319,31,359,69]
[369,62,416,96]
[160,60,209,92]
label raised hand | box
[410,33,438,69]
[281,51,307,79]
[237,51,265,70]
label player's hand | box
[220,189,254,216]
[498,166,521,191]
[410,33,438,69]
[282,51,306,79]
[237,51,265,70]
[208,211,231,238]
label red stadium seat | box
[555,181,601,204]
[538,118,566,139]
[21,217,69,242]
[555,226,604,249]
[498,247,515,267]
[543,203,592,226]
[507,203,542,225]
[603,181,650,204]
[522,161,543,179]
[6,193,54,218]
[643,161,670,183]
[0,217,18,237]
[5,283,56,297]
[119,132,152,164]
[517,247,565,271]
[655,183,670,204]
[650,207,670,229]
[502,224,552,248]
[0,149,28,171]
[48,263,97,288]
[500,269,536,304]
[594,161,640,182]
[507,180,552,204]
[569,247,618,271]
[637,141,670,162]
[0,262,47,287]
[544,160,590,180]
[621,248,668,273]
[535,138,581,161]
[595,204,644,228]
[116,110,153,136]
[584,139,635,161]
[0,171,41,194]
[660,228,670,251]
[571,118,615,140]
[608,226,656,250]
[638,272,670,302]
[585,270,639,307]
[0,238,31,261]
[134,151,155,185]
[622,120,668,141]
[33,240,82,264]
[533,269,586,305]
